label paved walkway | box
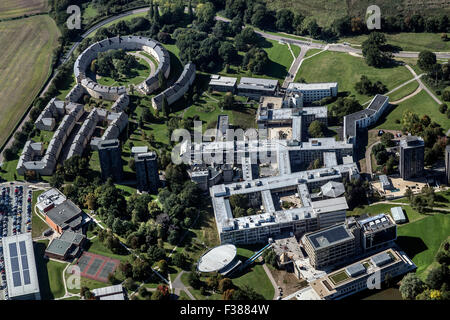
[172,271,196,300]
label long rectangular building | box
[2,233,40,300]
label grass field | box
[295,51,413,102]
[32,190,48,238]
[340,33,450,52]
[97,57,151,87]
[396,214,450,277]
[86,236,131,262]
[0,15,60,148]
[87,11,148,38]
[347,203,425,224]
[0,0,48,19]
[386,80,420,103]
[375,90,449,131]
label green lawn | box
[387,80,420,103]
[32,190,48,238]
[295,51,413,102]
[329,270,349,285]
[347,203,425,224]
[97,57,151,87]
[375,90,449,131]
[34,240,67,300]
[340,33,450,52]
[290,44,301,58]
[304,48,323,58]
[260,39,293,80]
[396,214,450,278]
[232,247,275,300]
[86,236,131,262]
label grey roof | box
[45,199,82,229]
[2,233,40,299]
[238,77,278,90]
[321,181,345,198]
[287,82,338,91]
[390,207,406,222]
[370,252,393,267]
[45,238,72,256]
[400,135,424,148]
[345,262,366,277]
[209,75,237,87]
[306,224,354,250]
[379,174,390,186]
[92,284,124,298]
[367,94,389,112]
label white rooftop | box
[197,244,237,273]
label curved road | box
[2,6,450,162]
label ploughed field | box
[0,15,60,148]
[0,0,48,19]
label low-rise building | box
[209,75,237,93]
[91,284,126,300]
[45,230,86,261]
[308,248,416,300]
[237,77,279,99]
[2,233,41,300]
[286,82,338,104]
[390,207,407,224]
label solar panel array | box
[8,241,31,288]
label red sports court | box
[75,252,120,283]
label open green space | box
[329,270,349,285]
[290,44,301,59]
[0,0,48,19]
[0,15,60,148]
[232,247,275,300]
[86,236,131,262]
[295,51,413,102]
[32,190,48,238]
[262,39,294,80]
[396,214,450,277]
[340,33,450,53]
[375,90,449,131]
[97,57,151,87]
[34,240,67,300]
[386,80,420,103]
[304,48,323,58]
[347,203,425,224]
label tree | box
[188,272,202,289]
[362,32,390,67]
[426,265,447,289]
[188,0,193,22]
[399,273,425,300]
[308,120,326,138]
[218,278,233,293]
[219,42,238,64]
[275,9,294,33]
[152,285,170,300]
[161,96,169,117]
[128,158,135,172]
[381,132,395,147]
[172,252,187,269]
[196,2,216,29]
[404,188,414,201]
[157,259,168,275]
[440,103,448,114]
[418,51,437,72]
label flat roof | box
[45,199,82,228]
[2,233,40,299]
[209,75,237,87]
[197,244,237,273]
[287,82,338,91]
[92,284,124,298]
[306,224,354,250]
[390,207,406,222]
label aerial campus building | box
[286,82,338,104]
[92,284,126,300]
[135,151,160,193]
[208,75,238,93]
[197,244,241,276]
[36,188,84,234]
[97,139,123,182]
[44,230,87,261]
[237,77,279,99]
[301,213,397,270]
[306,247,416,300]
[343,94,390,147]
[18,99,128,176]
[2,233,40,300]
[210,163,359,245]
[152,62,196,110]
[399,135,425,180]
[74,36,171,100]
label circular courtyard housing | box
[74,35,170,101]
[197,244,241,276]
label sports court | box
[75,252,120,283]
